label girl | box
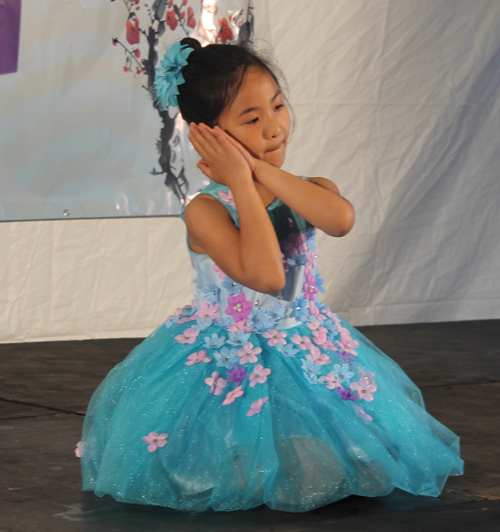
[77,38,463,512]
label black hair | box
[176,38,284,127]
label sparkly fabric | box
[79,181,464,512]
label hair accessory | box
[154,42,194,111]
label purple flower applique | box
[223,385,244,405]
[338,350,356,364]
[227,363,246,386]
[283,233,308,255]
[337,387,357,401]
[246,397,268,417]
[225,293,253,322]
[142,432,168,452]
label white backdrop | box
[1,0,500,342]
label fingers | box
[196,160,212,179]
[189,123,224,156]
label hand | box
[188,123,253,188]
[212,126,261,175]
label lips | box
[266,141,285,153]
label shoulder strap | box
[180,182,239,226]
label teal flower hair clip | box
[154,42,194,111]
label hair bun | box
[180,37,201,51]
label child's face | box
[218,68,290,168]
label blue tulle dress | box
[78,181,464,512]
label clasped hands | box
[188,123,260,187]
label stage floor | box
[1,320,499,531]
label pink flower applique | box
[291,334,314,350]
[321,372,341,389]
[312,327,329,346]
[306,351,331,366]
[237,342,262,364]
[304,274,319,300]
[228,319,252,333]
[175,327,200,344]
[222,385,244,405]
[339,326,360,351]
[205,371,227,395]
[212,263,226,279]
[308,302,322,318]
[218,190,235,206]
[306,320,322,332]
[358,369,376,385]
[350,376,377,402]
[262,329,287,347]
[142,432,168,452]
[166,307,183,322]
[247,397,268,417]
[196,302,219,321]
[354,404,373,424]
[310,248,320,268]
[225,293,253,322]
[177,316,196,323]
[74,441,84,458]
[185,350,211,366]
[249,364,271,387]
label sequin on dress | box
[78,181,464,512]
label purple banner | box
[0,0,22,75]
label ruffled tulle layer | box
[80,318,463,512]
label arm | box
[254,165,355,237]
[215,126,355,237]
[186,124,285,294]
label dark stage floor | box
[1,320,499,531]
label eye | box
[275,103,285,111]
[246,117,259,125]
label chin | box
[264,151,286,168]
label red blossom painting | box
[111,0,253,205]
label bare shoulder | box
[184,193,231,225]
[307,177,341,195]
[183,193,236,254]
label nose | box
[264,113,282,140]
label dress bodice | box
[178,182,325,331]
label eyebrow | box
[238,89,281,118]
